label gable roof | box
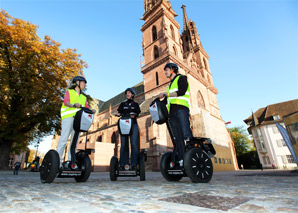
[244,99,298,127]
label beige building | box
[52,0,238,172]
[244,99,298,169]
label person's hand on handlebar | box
[73,103,82,108]
[158,93,167,99]
[114,113,121,117]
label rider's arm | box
[176,75,188,96]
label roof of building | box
[244,99,298,127]
[97,82,144,114]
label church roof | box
[97,82,144,113]
[244,99,298,127]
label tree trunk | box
[0,140,13,170]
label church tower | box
[141,0,184,99]
[141,0,238,171]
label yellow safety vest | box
[60,89,87,120]
[167,75,190,111]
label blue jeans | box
[120,124,139,167]
[169,109,193,161]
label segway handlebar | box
[79,107,94,114]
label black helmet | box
[125,88,136,95]
[164,63,179,73]
[72,76,87,84]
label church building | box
[52,0,238,172]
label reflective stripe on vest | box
[167,75,190,111]
[60,89,87,120]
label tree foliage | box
[0,10,88,169]
[228,126,253,156]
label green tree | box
[228,126,260,169]
[0,10,88,169]
[228,126,253,156]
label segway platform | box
[40,108,94,183]
[150,98,216,183]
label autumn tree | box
[0,10,88,169]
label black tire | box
[139,154,146,181]
[160,152,183,181]
[184,148,213,183]
[109,156,118,181]
[40,150,59,183]
[74,155,92,182]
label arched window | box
[155,72,159,86]
[111,132,116,144]
[96,135,102,142]
[154,46,159,59]
[185,36,188,42]
[173,45,177,56]
[197,91,205,109]
[152,26,157,41]
[203,58,208,69]
[170,25,175,41]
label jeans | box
[120,124,139,167]
[169,109,193,161]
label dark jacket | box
[117,99,141,124]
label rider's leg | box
[120,135,129,167]
[57,117,74,166]
[169,111,185,162]
[130,124,139,168]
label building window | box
[214,157,217,163]
[260,140,266,149]
[286,155,295,163]
[170,25,175,41]
[155,72,159,86]
[154,46,159,59]
[173,45,177,56]
[197,91,205,109]
[152,26,157,41]
[222,158,225,164]
[203,58,208,69]
[219,158,222,164]
[276,139,286,147]
[266,156,271,164]
[111,132,116,144]
[96,135,102,142]
[273,115,280,120]
[272,126,279,134]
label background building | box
[244,99,298,169]
[52,0,238,172]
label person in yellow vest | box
[158,63,193,168]
[57,76,96,167]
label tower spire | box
[181,4,189,31]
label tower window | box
[173,45,177,56]
[111,132,116,144]
[203,58,208,69]
[96,135,102,142]
[152,26,157,42]
[155,72,159,86]
[170,25,175,41]
[197,91,205,109]
[154,46,159,59]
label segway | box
[40,107,94,183]
[149,98,216,183]
[109,115,147,181]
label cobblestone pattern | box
[0,170,297,212]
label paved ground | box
[0,169,297,212]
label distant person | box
[57,76,96,168]
[13,162,21,175]
[241,164,244,170]
[272,163,275,169]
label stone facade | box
[51,0,238,172]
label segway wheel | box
[40,150,59,183]
[160,152,183,181]
[74,155,92,182]
[184,148,213,183]
[139,154,146,181]
[109,156,118,181]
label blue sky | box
[1,0,297,153]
